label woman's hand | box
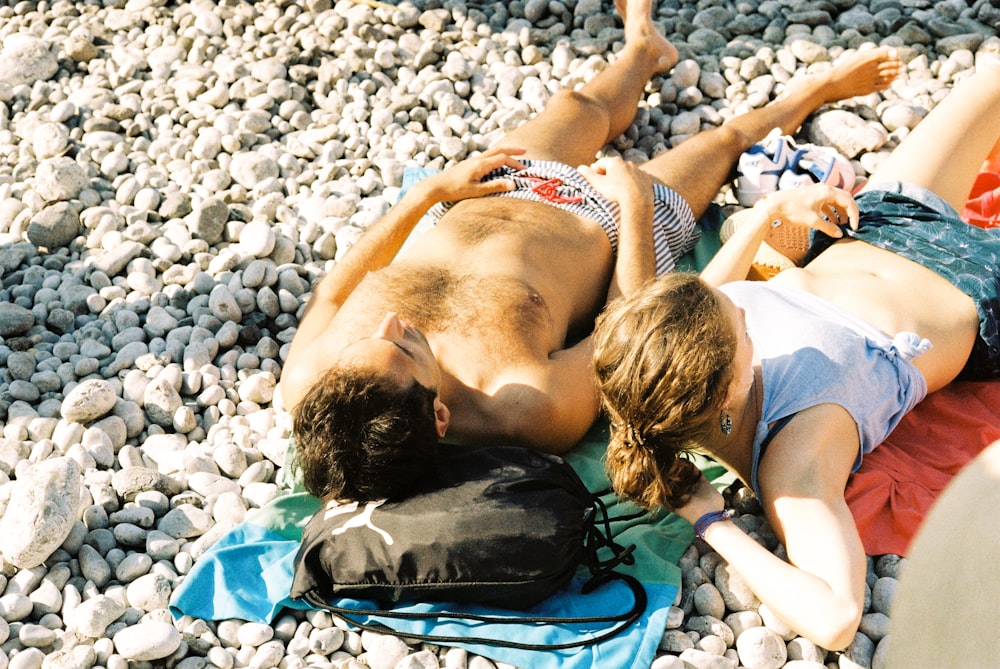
[419,146,528,203]
[672,473,727,525]
[758,184,859,239]
[702,183,860,287]
[578,156,655,213]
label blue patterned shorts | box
[807,181,1000,379]
[430,160,699,276]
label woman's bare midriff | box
[771,239,979,390]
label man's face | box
[338,312,441,392]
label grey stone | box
[0,302,35,336]
[694,582,726,620]
[842,631,876,669]
[112,466,183,501]
[716,562,761,612]
[0,457,82,569]
[686,615,735,647]
[27,202,81,249]
[871,576,899,614]
[208,284,242,323]
[158,504,214,539]
[186,198,229,245]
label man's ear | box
[433,397,450,438]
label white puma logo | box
[323,499,394,545]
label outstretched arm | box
[280,148,527,405]
[674,404,867,650]
[578,157,656,301]
[699,185,859,287]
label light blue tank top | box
[719,282,931,497]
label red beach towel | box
[845,380,1000,556]
[963,170,1000,228]
[848,148,1000,556]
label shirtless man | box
[279,0,903,502]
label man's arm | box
[280,148,528,407]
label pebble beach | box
[0,0,997,668]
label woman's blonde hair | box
[593,273,736,510]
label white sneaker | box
[735,128,792,206]
[778,146,856,193]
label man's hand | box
[419,146,528,203]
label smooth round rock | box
[113,621,182,661]
[0,457,82,569]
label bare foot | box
[616,0,678,75]
[817,46,903,103]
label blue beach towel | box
[170,422,734,669]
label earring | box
[719,411,733,436]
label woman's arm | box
[578,157,656,300]
[676,404,867,650]
[700,185,859,287]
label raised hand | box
[759,184,860,239]
[420,146,528,203]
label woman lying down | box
[590,62,1000,650]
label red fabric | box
[845,381,1000,556]
[845,151,1000,556]
[962,171,1000,228]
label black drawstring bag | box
[289,445,647,650]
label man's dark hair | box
[293,365,440,502]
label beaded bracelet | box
[693,509,734,539]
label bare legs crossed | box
[490,0,905,222]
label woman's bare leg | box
[865,64,1000,212]
[492,0,677,168]
[643,48,903,219]
[984,137,1000,173]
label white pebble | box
[0,458,82,569]
[112,621,182,661]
